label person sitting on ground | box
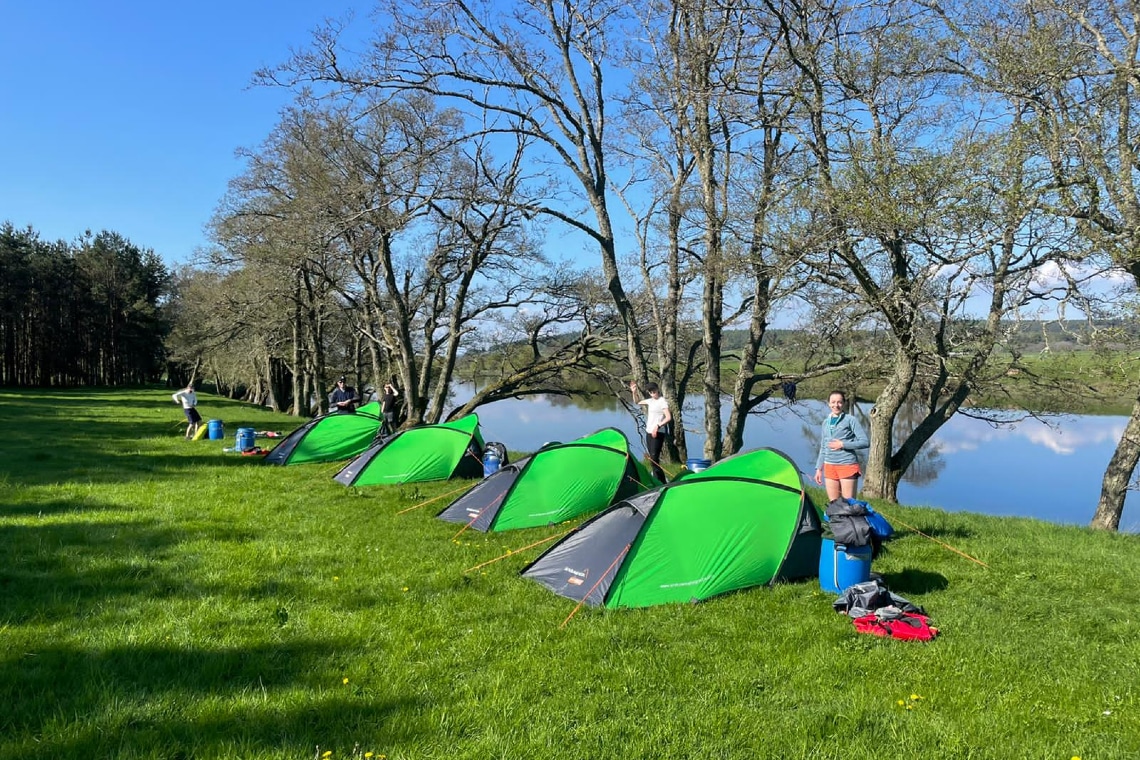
[328,376,359,413]
[172,383,202,440]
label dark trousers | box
[646,432,666,483]
[381,411,396,436]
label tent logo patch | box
[564,567,587,585]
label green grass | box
[1,387,1138,759]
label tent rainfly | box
[520,448,821,608]
[332,413,485,486]
[263,401,383,466]
[436,428,659,532]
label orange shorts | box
[824,463,861,481]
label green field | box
[1,388,1137,759]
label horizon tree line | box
[0,223,171,387]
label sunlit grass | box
[1,387,1138,758]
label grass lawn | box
[1,387,1138,759]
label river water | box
[462,388,1140,532]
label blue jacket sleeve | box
[844,416,869,451]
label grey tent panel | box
[333,438,390,485]
[519,494,654,606]
[436,464,524,531]
[263,419,318,465]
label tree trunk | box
[1091,393,1140,531]
[290,274,303,416]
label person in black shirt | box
[328,376,359,413]
[380,382,400,435]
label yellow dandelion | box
[402,587,409,592]
[334,576,340,581]
[323,752,332,758]
[343,677,349,685]
[905,704,913,711]
[910,693,922,701]
[364,754,374,759]
[897,700,905,706]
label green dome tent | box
[332,413,485,486]
[520,448,821,608]
[436,428,660,532]
[264,401,383,466]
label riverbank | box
[1,387,1138,758]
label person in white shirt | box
[630,380,671,483]
[172,384,202,440]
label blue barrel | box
[236,427,256,452]
[482,450,501,477]
[819,537,872,594]
[207,419,224,440]
[686,457,712,472]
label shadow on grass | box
[0,512,263,625]
[0,641,427,759]
[0,435,280,487]
[0,497,121,518]
[877,567,949,594]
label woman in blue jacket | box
[814,390,870,501]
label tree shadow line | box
[0,509,262,626]
[0,503,437,757]
[0,640,427,759]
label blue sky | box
[0,1,361,267]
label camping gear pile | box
[833,578,938,641]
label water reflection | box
[463,384,1139,532]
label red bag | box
[853,612,939,641]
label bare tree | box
[264,0,654,391]
[769,0,1082,501]
[618,0,844,461]
[960,0,1140,530]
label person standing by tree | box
[380,381,400,436]
[814,390,870,501]
[630,380,671,483]
[172,383,202,440]
[328,376,359,413]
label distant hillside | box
[722,320,1139,354]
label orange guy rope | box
[451,490,507,541]
[396,483,476,515]
[463,529,572,574]
[873,506,990,569]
